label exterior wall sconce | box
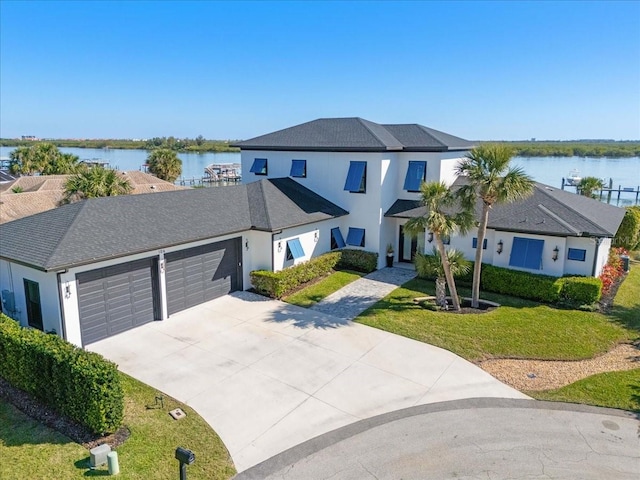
[64,283,72,299]
[245,239,249,251]
[497,240,504,254]
[314,231,318,242]
[427,232,434,243]
[277,241,282,252]
[552,246,559,262]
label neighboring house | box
[0,171,184,224]
[0,117,626,348]
[0,178,346,346]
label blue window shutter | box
[346,227,365,246]
[344,162,366,192]
[509,237,527,268]
[509,237,544,270]
[331,227,345,249]
[403,161,426,191]
[567,248,586,261]
[290,159,306,177]
[286,238,305,259]
[250,158,267,174]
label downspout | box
[56,272,68,341]
[591,237,602,277]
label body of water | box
[2,146,639,204]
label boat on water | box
[565,169,582,186]
[204,163,242,182]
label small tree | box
[577,176,605,198]
[614,206,640,250]
[147,148,182,182]
[415,248,471,309]
[63,166,132,203]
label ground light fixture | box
[175,447,195,480]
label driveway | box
[88,291,528,472]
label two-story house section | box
[234,117,476,268]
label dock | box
[561,177,640,205]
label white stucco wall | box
[449,228,496,265]
[564,237,599,276]
[272,222,333,271]
[594,237,612,277]
[0,260,62,334]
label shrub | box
[480,264,562,303]
[251,252,341,298]
[558,276,602,305]
[614,206,640,250]
[0,314,123,434]
[335,249,378,273]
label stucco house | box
[0,117,625,347]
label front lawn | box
[283,269,365,307]
[531,369,640,412]
[0,373,235,479]
[356,279,631,362]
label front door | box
[24,279,43,331]
[399,225,425,262]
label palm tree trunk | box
[435,277,447,309]
[472,205,490,308]
[435,235,462,311]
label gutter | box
[56,271,68,341]
[591,237,603,277]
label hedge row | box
[0,314,123,434]
[335,249,378,273]
[251,252,341,298]
[422,262,602,305]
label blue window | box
[567,248,586,261]
[286,238,305,260]
[472,237,488,249]
[509,237,545,270]
[290,159,306,178]
[346,227,365,247]
[403,161,427,192]
[442,234,450,245]
[344,161,366,193]
[250,158,268,175]
[331,227,345,250]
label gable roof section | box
[233,117,474,152]
[0,178,347,271]
[385,180,625,238]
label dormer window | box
[250,158,268,175]
[344,161,366,193]
[404,161,426,192]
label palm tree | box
[63,166,132,203]
[404,181,474,311]
[42,152,85,175]
[456,144,534,308]
[577,176,604,198]
[415,248,471,309]
[8,146,36,175]
[147,149,182,183]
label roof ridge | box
[535,184,607,235]
[45,201,89,269]
[255,179,273,230]
[355,118,389,148]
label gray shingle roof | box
[233,118,475,152]
[385,180,625,238]
[0,178,347,271]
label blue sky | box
[1,1,639,140]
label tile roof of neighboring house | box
[233,117,475,152]
[385,180,626,238]
[0,171,185,223]
[0,178,347,271]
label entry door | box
[24,279,43,331]
[399,225,425,262]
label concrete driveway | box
[88,291,528,472]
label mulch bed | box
[0,376,129,450]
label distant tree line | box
[497,141,640,158]
[1,136,239,153]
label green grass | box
[283,270,365,307]
[357,278,631,361]
[530,369,640,412]
[0,373,235,479]
[609,262,640,336]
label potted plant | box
[386,243,395,267]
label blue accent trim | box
[290,159,306,177]
[250,158,267,175]
[331,227,345,249]
[286,238,305,259]
[509,237,545,270]
[567,248,586,261]
[472,237,487,249]
[346,227,365,247]
[344,161,366,192]
[403,161,426,191]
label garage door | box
[165,238,242,316]
[77,258,158,345]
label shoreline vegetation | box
[2,138,640,157]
